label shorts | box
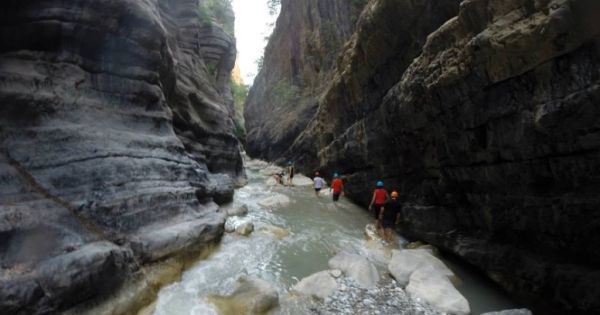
[333,192,341,201]
[314,188,322,192]
[372,204,384,219]
[381,219,395,229]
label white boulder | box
[406,266,470,315]
[235,222,254,236]
[291,270,339,299]
[328,252,379,288]
[259,193,291,208]
[388,249,455,287]
[291,174,314,186]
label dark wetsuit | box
[381,198,401,229]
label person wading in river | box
[379,191,402,242]
[369,180,389,231]
[330,173,343,202]
[313,172,325,196]
[286,160,295,186]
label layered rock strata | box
[0,0,242,313]
[246,0,600,313]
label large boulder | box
[291,270,339,299]
[406,266,470,315]
[388,249,455,287]
[207,276,279,314]
[291,174,314,186]
[328,252,379,288]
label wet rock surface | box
[245,0,600,312]
[0,0,242,313]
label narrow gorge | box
[0,0,598,314]
[246,0,600,314]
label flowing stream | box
[151,161,519,315]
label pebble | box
[311,276,444,315]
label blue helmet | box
[376,180,384,187]
[333,173,339,178]
[288,160,293,165]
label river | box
[150,160,519,315]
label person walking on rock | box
[313,172,325,196]
[287,160,295,186]
[369,180,388,231]
[379,191,402,242]
[330,173,344,202]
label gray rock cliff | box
[0,0,242,313]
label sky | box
[232,0,278,85]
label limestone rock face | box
[245,0,600,312]
[0,0,242,313]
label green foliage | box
[231,79,249,140]
[267,0,281,16]
[199,0,234,35]
[255,55,264,72]
[207,63,218,76]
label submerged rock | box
[291,270,339,299]
[328,252,379,288]
[258,194,291,208]
[226,205,249,217]
[406,267,470,315]
[258,225,290,240]
[388,249,455,287]
[207,276,279,315]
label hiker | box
[379,191,402,242]
[287,160,295,186]
[274,171,285,185]
[330,173,343,202]
[313,172,325,196]
[369,180,389,230]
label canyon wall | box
[244,0,367,160]
[245,0,600,313]
[0,0,243,313]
